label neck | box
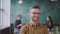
[30,20,39,25]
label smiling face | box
[29,8,40,22]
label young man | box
[20,5,49,34]
[14,15,22,34]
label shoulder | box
[20,23,29,30]
[40,24,48,29]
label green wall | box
[11,0,60,24]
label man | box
[14,15,22,34]
[15,15,22,28]
[20,5,49,34]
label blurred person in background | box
[46,16,53,31]
[14,15,22,34]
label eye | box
[38,13,40,14]
[32,12,36,14]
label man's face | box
[29,8,40,22]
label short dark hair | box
[30,5,40,9]
[18,15,22,18]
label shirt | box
[20,22,49,34]
[15,20,21,29]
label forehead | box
[30,8,40,12]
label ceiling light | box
[18,0,23,4]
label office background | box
[11,0,60,24]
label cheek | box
[39,15,40,17]
[30,13,34,18]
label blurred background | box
[0,0,60,34]
[11,0,60,24]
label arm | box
[20,26,26,34]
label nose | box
[35,14,39,17]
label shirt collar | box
[29,20,40,27]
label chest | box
[27,26,45,34]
